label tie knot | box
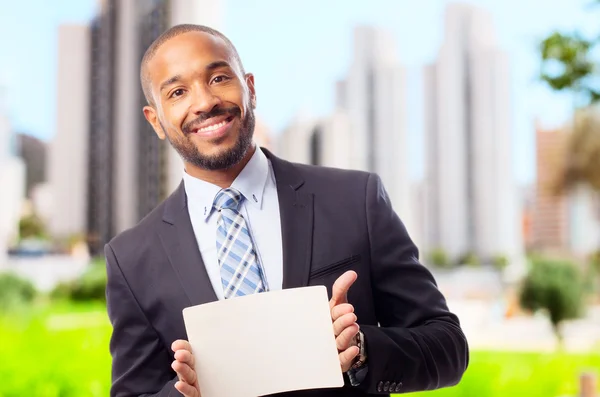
[214,187,243,211]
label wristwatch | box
[351,330,367,370]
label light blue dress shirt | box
[182,146,283,300]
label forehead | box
[146,31,235,83]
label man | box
[105,24,469,397]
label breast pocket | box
[309,255,361,279]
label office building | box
[276,110,353,169]
[423,3,522,262]
[531,122,600,256]
[530,123,569,252]
[0,90,26,264]
[16,133,47,198]
[336,26,412,227]
[48,24,91,242]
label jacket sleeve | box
[356,173,469,394]
[105,243,183,397]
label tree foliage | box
[519,258,585,347]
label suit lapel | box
[158,183,218,306]
[264,149,315,289]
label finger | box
[331,303,354,321]
[339,345,360,372]
[336,323,359,351]
[329,271,357,308]
[172,361,197,385]
[175,380,199,397]
[333,312,357,336]
[172,339,193,353]
[174,349,196,369]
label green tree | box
[519,258,585,348]
[538,3,600,256]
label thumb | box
[330,270,358,308]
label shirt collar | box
[182,146,270,221]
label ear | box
[245,73,256,109]
[143,105,166,140]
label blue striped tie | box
[214,188,267,299]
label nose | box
[189,83,222,115]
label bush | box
[0,272,37,311]
[429,248,451,268]
[491,254,509,271]
[456,251,480,267]
[519,258,585,347]
[51,259,107,303]
[19,213,47,240]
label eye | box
[212,75,230,84]
[170,88,185,98]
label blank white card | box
[182,286,344,397]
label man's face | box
[143,32,256,170]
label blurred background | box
[0,0,599,396]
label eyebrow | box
[205,60,231,71]
[159,75,182,93]
[159,61,233,93]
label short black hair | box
[140,24,245,106]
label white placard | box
[182,285,344,397]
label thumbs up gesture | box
[329,270,360,372]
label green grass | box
[1,301,599,397]
[0,301,112,397]
[403,350,600,397]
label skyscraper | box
[48,24,91,242]
[87,1,117,254]
[337,26,411,224]
[423,3,522,262]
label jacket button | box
[383,381,390,392]
[377,381,383,392]
[395,382,403,392]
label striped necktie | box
[213,187,267,299]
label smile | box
[190,116,235,138]
[196,118,230,133]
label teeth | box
[197,120,227,133]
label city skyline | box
[0,0,597,186]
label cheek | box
[161,105,188,131]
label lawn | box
[404,350,600,397]
[0,302,598,397]
[0,302,112,397]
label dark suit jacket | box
[105,148,469,397]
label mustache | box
[182,106,241,135]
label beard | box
[162,103,256,171]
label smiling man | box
[104,24,469,397]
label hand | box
[329,270,360,372]
[171,340,201,397]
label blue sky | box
[0,0,597,184]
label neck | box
[184,144,257,188]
